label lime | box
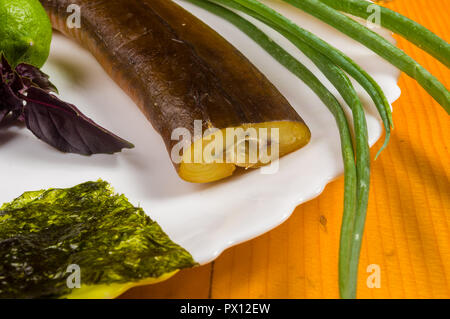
[0,0,52,68]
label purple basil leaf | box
[15,63,58,94]
[0,56,24,125]
[0,79,23,109]
[1,54,26,98]
[0,55,14,81]
[0,83,23,123]
[22,87,134,155]
[0,108,8,125]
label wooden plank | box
[119,265,213,299]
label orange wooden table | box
[120,0,450,299]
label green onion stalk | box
[284,0,450,113]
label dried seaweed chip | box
[0,181,196,299]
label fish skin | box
[40,0,309,174]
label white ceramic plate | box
[0,0,400,264]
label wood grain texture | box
[120,0,450,299]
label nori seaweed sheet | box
[0,181,195,298]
